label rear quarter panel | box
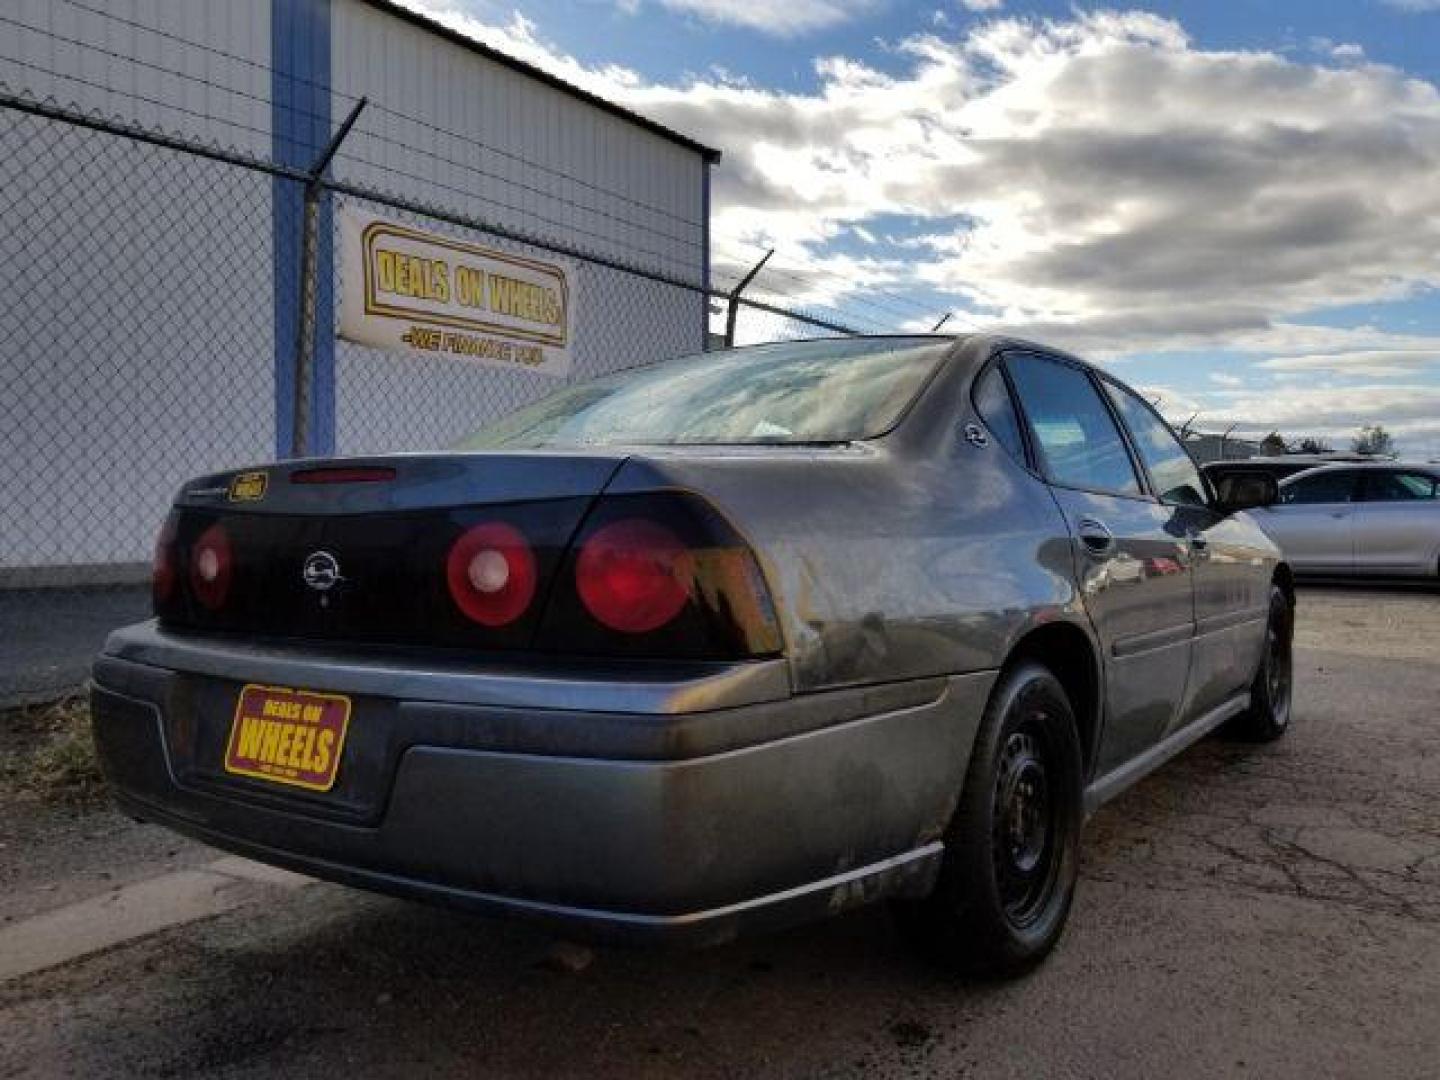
[605,359,1083,692]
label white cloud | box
[1382,1,1440,11]
[1210,372,1244,387]
[1258,349,1440,377]
[1308,36,1364,62]
[394,4,1440,380]
[959,0,1005,11]
[1150,383,1440,452]
[629,0,880,35]
[619,11,1439,355]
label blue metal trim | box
[271,0,333,458]
[310,179,337,456]
[700,162,712,351]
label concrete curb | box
[0,857,312,982]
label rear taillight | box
[153,487,780,661]
[151,512,179,609]
[542,493,783,659]
[576,519,692,633]
[446,521,538,627]
[189,523,233,610]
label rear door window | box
[1004,353,1142,496]
[1360,471,1439,501]
[1279,470,1360,504]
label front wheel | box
[1228,584,1293,742]
[893,661,1083,979]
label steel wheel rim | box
[992,721,1058,927]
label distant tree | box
[1259,431,1288,456]
[1352,424,1394,456]
[1297,437,1333,454]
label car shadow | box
[85,883,999,1077]
[54,728,1308,1078]
[66,743,1311,1077]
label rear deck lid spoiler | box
[176,452,630,515]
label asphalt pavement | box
[0,585,148,707]
[1,583,1437,1078]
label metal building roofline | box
[357,0,722,164]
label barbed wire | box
[0,49,292,154]
[359,99,703,229]
[712,240,972,334]
[332,131,702,252]
[2,14,701,249]
[721,241,978,328]
[11,8,976,338]
[42,0,704,228]
[328,150,698,276]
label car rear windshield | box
[455,338,948,449]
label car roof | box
[1277,461,1438,485]
[1205,454,1372,468]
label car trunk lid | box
[157,452,627,650]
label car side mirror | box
[1213,474,1278,513]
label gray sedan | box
[90,335,1292,978]
[1254,463,1440,577]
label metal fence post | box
[724,248,774,348]
[290,98,366,459]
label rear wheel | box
[1228,583,1293,742]
[893,661,1082,979]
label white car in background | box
[1254,463,1440,578]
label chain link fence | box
[0,103,280,583]
[0,85,873,704]
[0,98,289,704]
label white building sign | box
[339,207,573,376]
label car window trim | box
[998,348,1158,504]
[1094,371,1218,512]
[969,354,1037,471]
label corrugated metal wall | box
[325,0,708,456]
[330,0,705,281]
[0,0,273,154]
[0,0,277,571]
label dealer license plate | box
[223,684,351,792]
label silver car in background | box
[1255,463,1440,577]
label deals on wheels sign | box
[339,207,574,377]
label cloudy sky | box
[397,0,1440,456]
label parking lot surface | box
[2,583,1437,1078]
[0,586,148,708]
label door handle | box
[1077,517,1115,556]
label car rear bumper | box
[92,622,992,946]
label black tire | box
[893,661,1083,979]
[1227,583,1294,742]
